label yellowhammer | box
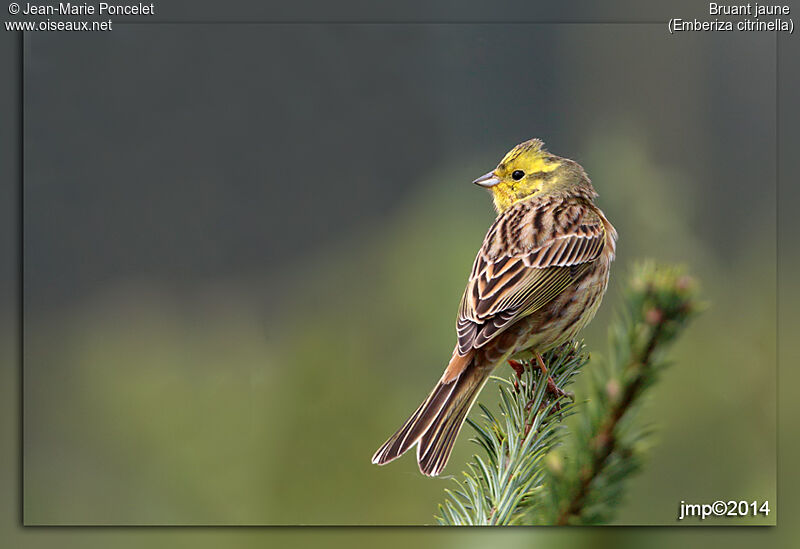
[372,138,617,476]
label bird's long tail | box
[371,355,490,476]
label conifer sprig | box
[436,262,700,526]
[435,342,588,526]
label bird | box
[371,138,617,476]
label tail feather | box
[371,378,458,465]
[417,364,489,476]
[372,358,489,476]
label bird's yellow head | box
[473,138,597,213]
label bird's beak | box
[473,171,501,188]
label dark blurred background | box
[2,0,795,542]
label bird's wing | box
[455,198,607,355]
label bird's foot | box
[508,359,526,392]
[535,353,574,407]
[508,359,526,379]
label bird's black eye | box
[512,170,525,181]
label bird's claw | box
[508,359,526,379]
[546,377,574,402]
[511,356,572,409]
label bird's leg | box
[535,353,574,402]
[508,359,526,392]
[508,359,526,379]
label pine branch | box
[547,261,699,525]
[435,342,588,526]
[436,261,700,526]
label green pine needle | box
[436,261,701,526]
[435,342,588,525]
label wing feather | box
[456,197,606,353]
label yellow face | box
[473,139,571,212]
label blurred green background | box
[3,5,794,545]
